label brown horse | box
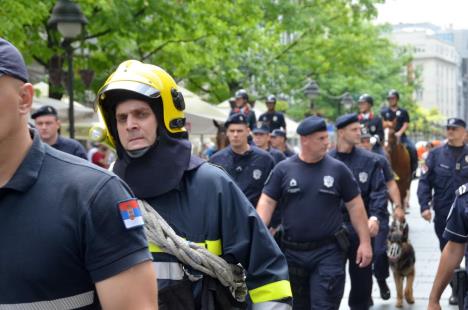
[213,120,229,151]
[383,121,412,208]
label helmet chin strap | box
[126,147,151,158]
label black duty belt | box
[281,236,336,251]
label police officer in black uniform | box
[385,90,418,176]
[252,123,286,164]
[96,60,293,310]
[357,94,385,156]
[428,183,468,310]
[0,38,157,309]
[271,129,296,157]
[257,116,373,310]
[210,113,275,207]
[360,128,405,301]
[329,113,388,310]
[258,95,287,132]
[31,105,88,159]
[418,117,468,305]
[229,89,257,129]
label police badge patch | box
[290,178,297,187]
[273,116,278,121]
[253,169,262,180]
[324,175,334,188]
[359,172,368,183]
[396,110,401,116]
[370,125,376,132]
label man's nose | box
[126,115,139,130]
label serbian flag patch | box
[119,199,145,229]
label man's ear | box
[18,83,34,115]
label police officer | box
[210,113,275,207]
[428,183,468,310]
[417,117,468,305]
[360,129,406,301]
[329,113,388,310]
[258,95,287,132]
[31,105,88,159]
[96,60,292,309]
[0,39,157,308]
[252,123,286,164]
[357,94,385,155]
[270,129,296,157]
[257,116,373,310]
[230,89,257,129]
[385,90,418,176]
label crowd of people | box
[2,36,468,310]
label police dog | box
[387,220,416,308]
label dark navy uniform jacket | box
[258,111,286,132]
[393,107,410,136]
[263,154,360,242]
[0,132,151,308]
[329,147,388,222]
[371,151,394,183]
[142,160,292,306]
[358,113,384,142]
[52,135,88,160]
[443,184,468,243]
[268,147,287,164]
[210,145,275,207]
[418,143,468,213]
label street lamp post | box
[48,0,87,139]
[340,92,354,114]
[303,79,320,114]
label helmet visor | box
[98,80,161,106]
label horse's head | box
[383,118,398,150]
[213,120,229,150]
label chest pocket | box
[434,165,452,189]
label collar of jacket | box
[113,134,204,199]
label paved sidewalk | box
[339,180,458,309]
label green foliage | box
[1,0,417,123]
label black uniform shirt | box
[358,113,384,142]
[258,111,286,132]
[0,132,151,308]
[210,145,275,207]
[329,147,388,222]
[393,107,410,135]
[268,147,287,165]
[52,135,88,160]
[263,154,360,242]
[443,184,468,243]
[418,144,468,213]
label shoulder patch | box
[457,184,468,197]
[119,198,145,229]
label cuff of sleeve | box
[443,229,468,244]
[262,189,280,202]
[90,247,152,283]
[420,205,430,213]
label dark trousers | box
[285,243,346,310]
[346,231,373,310]
[400,135,418,173]
[373,216,390,280]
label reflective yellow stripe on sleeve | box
[149,239,223,256]
[249,280,292,304]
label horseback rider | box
[384,90,418,178]
[357,94,385,156]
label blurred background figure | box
[91,143,110,169]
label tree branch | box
[142,35,208,61]
[83,29,112,40]
[33,55,47,67]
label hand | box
[427,300,441,310]
[394,206,405,222]
[355,242,373,268]
[368,218,379,237]
[269,226,279,236]
[422,209,432,222]
[395,131,402,138]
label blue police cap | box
[0,38,29,82]
[31,105,58,119]
[380,107,396,121]
[224,112,248,128]
[296,116,327,136]
[252,123,270,134]
[335,113,359,129]
[271,128,287,138]
[447,117,466,129]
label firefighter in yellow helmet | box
[96,60,292,309]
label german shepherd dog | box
[387,220,416,308]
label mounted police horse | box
[383,118,412,209]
